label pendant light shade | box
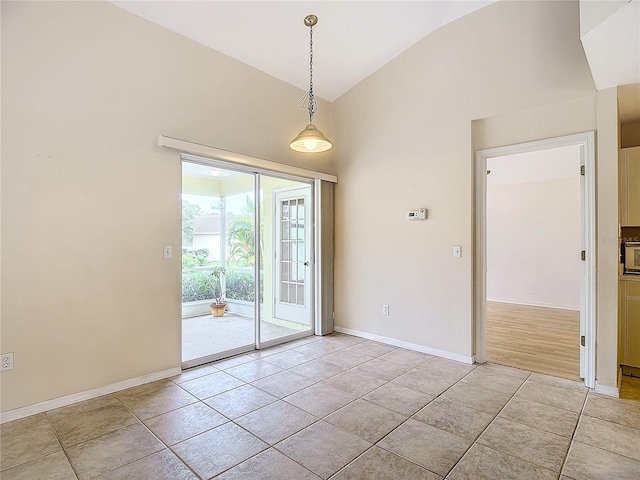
[290,15,332,153]
[290,124,332,153]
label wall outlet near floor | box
[1,353,14,371]
[382,304,390,315]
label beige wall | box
[596,87,620,389]
[332,1,596,360]
[1,1,333,412]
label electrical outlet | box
[1,353,14,371]
[383,304,390,315]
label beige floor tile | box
[204,384,277,418]
[475,362,531,379]
[363,383,434,416]
[391,369,459,396]
[318,333,367,348]
[320,370,387,397]
[331,446,441,480]
[459,368,526,395]
[50,402,138,447]
[284,382,358,417]
[448,444,557,480]
[478,417,570,472]
[116,380,174,398]
[574,415,640,460]
[179,371,245,399]
[216,448,321,480]
[275,421,371,479]
[259,350,313,369]
[515,381,587,413]
[250,370,316,398]
[65,423,164,480]
[235,400,317,444]
[499,397,580,438]
[527,372,588,392]
[413,398,495,441]
[224,360,283,382]
[377,349,433,369]
[95,449,197,480]
[213,353,259,369]
[320,349,375,369]
[116,384,197,420]
[562,441,640,480]
[0,451,77,480]
[378,418,471,476]
[342,340,397,357]
[350,357,412,381]
[325,399,407,443]
[47,395,120,421]
[439,382,512,415]
[291,341,344,359]
[143,402,228,445]
[414,357,476,380]
[170,364,219,384]
[173,422,267,479]
[583,393,640,430]
[0,413,61,470]
[288,359,348,381]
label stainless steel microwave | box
[625,242,640,275]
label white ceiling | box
[109,0,496,102]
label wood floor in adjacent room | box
[487,301,581,381]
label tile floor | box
[2,333,640,479]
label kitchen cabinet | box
[620,146,640,226]
[620,279,640,368]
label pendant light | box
[290,15,333,153]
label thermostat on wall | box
[407,208,428,221]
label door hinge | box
[332,311,335,321]
[581,250,586,261]
[581,335,585,347]
[580,165,585,176]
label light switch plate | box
[163,246,173,259]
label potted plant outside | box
[201,266,226,317]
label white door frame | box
[474,131,596,388]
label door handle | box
[304,261,310,266]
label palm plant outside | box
[228,196,263,268]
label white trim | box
[475,132,596,389]
[334,327,475,365]
[158,135,337,183]
[314,179,323,335]
[1,367,181,424]
[594,383,620,398]
[487,299,580,311]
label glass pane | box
[282,221,289,240]
[181,161,256,365]
[281,262,289,281]
[288,284,297,304]
[280,282,289,304]
[297,243,305,262]
[297,203,304,220]
[281,202,289,219]
[297,224,304,239]
[282,243,289,261]
[296,284,305,306]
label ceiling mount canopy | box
[290,14,332,154]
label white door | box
[274,187,312,325]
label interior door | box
[274,186,312,325]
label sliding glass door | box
[181,158,314,367]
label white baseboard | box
[334,326,474,365]
[594,382,620,398]
[1,367,182,424]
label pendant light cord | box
[300,19,317,124]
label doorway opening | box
[475,132,596,388]
[181,159,314,368]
